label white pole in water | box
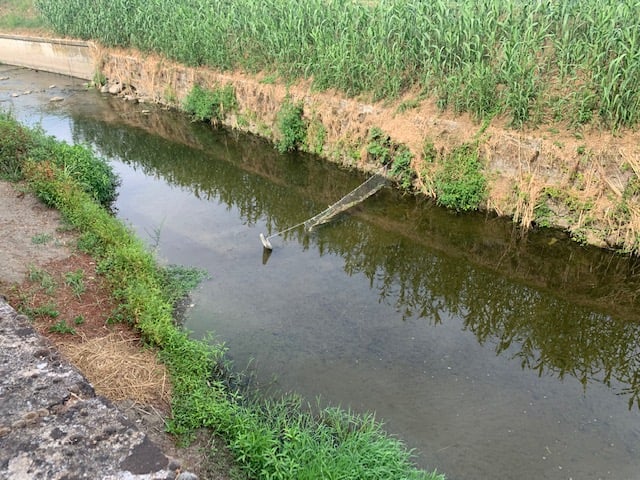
[259,218,309,250]
[260,233,273,250]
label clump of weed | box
[433,144,487,212]
[367,127,415,190]
[92,71,107,87]
[28,265,57,295]
[49,319,76,335]
[367,127,393,165]
[158,264,209,309]
[0,112,37,180]
[64,269,86,298]
[389,148,414,189]
[306,115,327,155]
[184,84,237,124]
[276,97,307,153]
[163,86,178,105]
[31,233,53,245]
[49,142,120,208]
[26,303,60,320]
[533,197,555,228]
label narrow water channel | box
[4,67,640,480]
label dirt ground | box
[0,180,237,479]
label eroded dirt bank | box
[93,45,640,254]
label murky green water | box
[4,67,640,480]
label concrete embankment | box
[0,300,195,479]
[0,34,95,80]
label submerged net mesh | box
[304,173,388,231]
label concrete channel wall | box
[0,34,96,80]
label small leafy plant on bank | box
[432,144,487,212]
[276,97,307,153]
[27,265,57,295]
[367,127,416,189]
[31,232,53,244]
[1,113,444,480]
[64,269,86,298]
[184,84,237,124]
[49,319,76,335]
[25,303,60,320]
[306,114,327,155]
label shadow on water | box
[70,98,640,412]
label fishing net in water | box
[260,171,388,250]
[303,172,388,230]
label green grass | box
[34,0,640,130]
[0,0,45,31]
[276,97,307,153]
[1,112,444,480]
[433,144,487,212]
[49,319,76,335]
[0,111,120,208]
[27,265,56,295]
[26,303,60,320]
[184,84,237,124]
[64,269,86,298]
[367,127,416,190]
[31,232,53,244]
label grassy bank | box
[0,112,444,479]
[0,0,44,31]
[35,0,640,130]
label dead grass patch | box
[58,332,172,409]
[6,250,173,412]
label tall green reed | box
[35,0,640,129]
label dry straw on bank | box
[59,332,171,408]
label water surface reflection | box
[72,107,640,410]
[5,69,640,480]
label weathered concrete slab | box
[0,34,96,80]
[0,300,195,480]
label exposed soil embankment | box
[95,46,640,254]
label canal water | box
[3,67,640,480]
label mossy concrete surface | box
[0,300,196,479]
